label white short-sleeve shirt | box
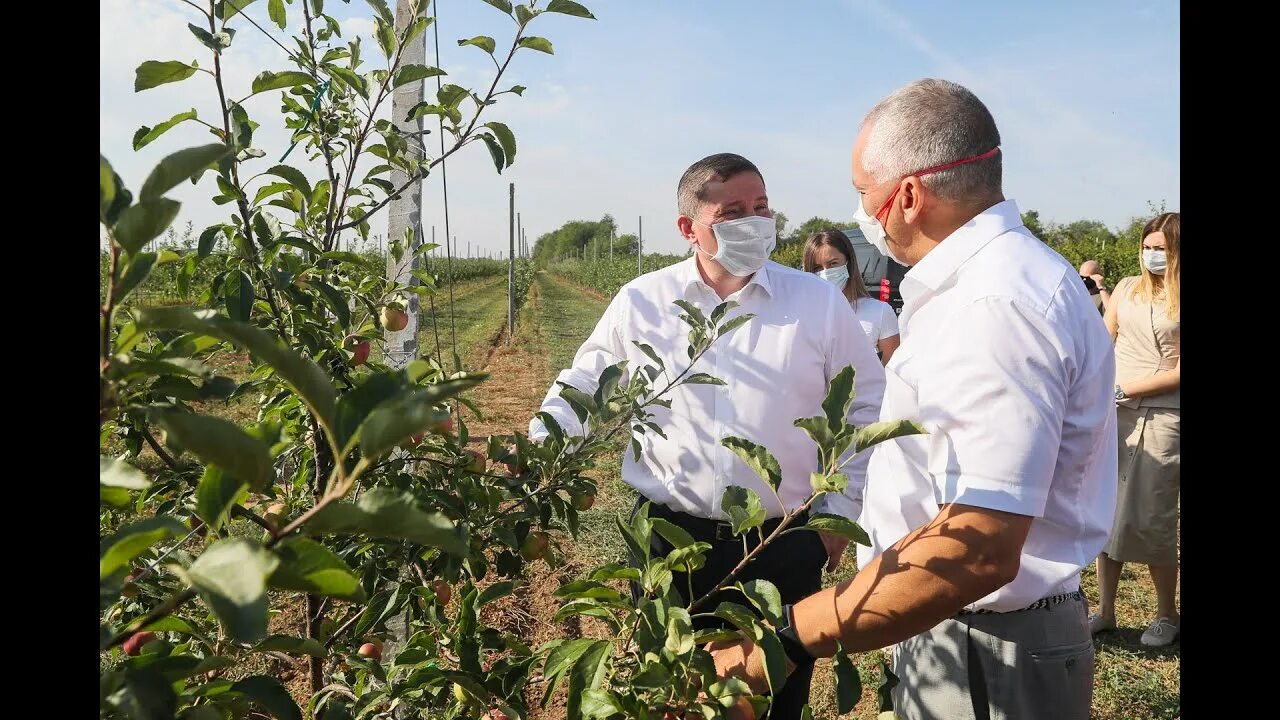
[856,200,1118,612]
[849,297,899,344]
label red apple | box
[571,493,596,511]
[520,531,549,561]
[464,449,486,474]
[357,642,382,661]
[487,711,514,720]
[431,415,456,435]
[432,579,452,606]
[121,570,142,598]
[122,631,157,657]
[381,305,408,332]
[344,335,370,366]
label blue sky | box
[100,0,1179,257]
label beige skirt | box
[1103,405,1181,564]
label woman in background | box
[803,230,900,365]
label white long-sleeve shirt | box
[857,199,1118,611]
[530,257,886,521]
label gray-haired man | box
[710,79,1117,720]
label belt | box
[957,589,1085,616]
[647,503,809,543]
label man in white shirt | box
[529,153,885,718]
[709,80,1117,720]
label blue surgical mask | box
[1143,249,1167,275]
[815,264,850,290]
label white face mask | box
[693,215,777,277]
[1143,249,1167,275]
[815,264,850,290]
[853,194,908,266]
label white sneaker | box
[1140,617,1179,647]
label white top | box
[531,257,886,521]
[856,200,1118,612]
[849,297,899,343]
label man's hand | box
[819,531,850,572]
[1089,273,1106,292]
[705,637,778,696]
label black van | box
[843,226,907,315]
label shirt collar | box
[903,198,1024,293]
[681,255,775,299]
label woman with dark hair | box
[1090,212,1181,647]
[802,230,900,364]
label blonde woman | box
[803,230,901,365]
[1090,212,1181,647]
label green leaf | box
[252,634,326,658]
[478,133,505,173]
[632,341,664,370]
[269,537,366,602]
[115,252,156,302]
[220,0,260,20]
[649,517,696,549]
[458,35,496,54]
[822,365,857,434]
[854,419,928,453]
[716,313,754,337]
[720,485,766,535]
[137,307,338,430]
[556,382,598,423]
[506,84,527,96]
[546,0,596,19]
[155,409,273,490]
[683,372,726,386]
[580,688,623,718]
[310,280,351,329]
[141,143,233,200]
[114,199,181,255]
[393,63,446,88]
[100,155,118,220]
[567,640,611,720]
[554,580,625,603]
[806,514,871,546]
[592,361,625,408]
[222,270,254,322]
[355,378,484,457]
[540,638,598,707]
[515,5,539,26]
[374,17,396,59]
[834,645,863,713]
[307,487,469,555]
[326,65,368,98]
[188,23,233,51]
[517,36,554,54]
[613,512,648,565]
[195,465,247,533]
[673,299,709,327]
[185,539,279,643]
[135,60,197,91]
[477,580,517,607]
[250,70,313,95]
[665,607,694,655]
[480,0,513,14]
[364,0,393,24]
[268,0,286,29]
[736,579,783,627]
[99,516,187,580]
[265,164,312,198]
[794,415,836,454]
[198,225,225,259]
[141,616,198,634]
[113,668,177,720]
[231,675,302,720]
[133,109,197,151]
[100,456,150,489]
[720,436,783,492]
[534,411,565,445]
[484,121,517,167]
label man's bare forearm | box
[792,503,1033,656]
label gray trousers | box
[891,595,1094,720]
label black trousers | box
[629,499,827,720]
